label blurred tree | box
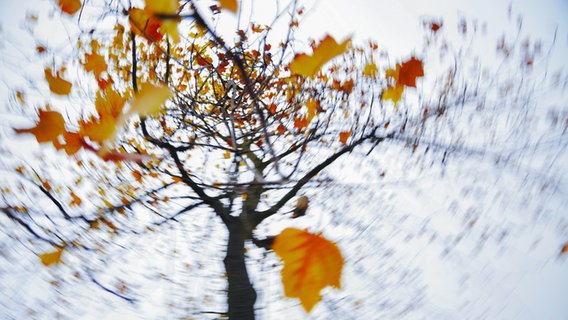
[0,0,566,319]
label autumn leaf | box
[385,57,424,88]
[69,191,82,206]
[79,115,118,144]
[56,132,83,155]
[294,117,309,131]
[363,62,378,77]
[126,83,171,119]
[273,228,343,312]
[398,57,424,88]
[339,130,352,145]
[305,98,319,123]
[129,8,163,42]
[57,0,81,15]
[15,109,66,144]
[83,52,108,78]
[145,0,180,42]
[382,85,404,104]
[289,35,351,77]
[39,247,64,266]
[45,68,72,95]
[561,242,568,255]
[218,0,238,13]
[99,149,155,163]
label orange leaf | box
[305,98,319,123]
[15,109,66,144]
[382,85,404,104]
[45,68,72,95]
[145,0,180,42]
[294,117,308,131]
[83,52,108,78]
[79,116,118,144]
[39,247,64,266]
[100,150,154,163]
[69,191,82,206]
[273,228,343,312]
[397,57,424,88]
[129,8,163,42]
[57,0,81,15]
[218,0,238,13]
[56,132,83,155]
[339,130,351,145]
[289,35,351,77]
[561,242,568,255]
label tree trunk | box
[224,218,256,319]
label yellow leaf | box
[382,85,404,104]
[145,0,180,42]
[79,115,118,144]
[45,68,72,95]
[15,109,66,145]
[39,247,64,266]
[363,62,378,77]
[273,228,343,312]
[218,0,238,13]
[126,83,171,119]
[305,98,319,123]
[224,150,231,159]
[289,35,351,77]
[57,0,81,15]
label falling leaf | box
[45,68,72,95]
[339,130,352,145]
[56,132,83,155]
[382,85,404,104]
[273,228,343,312]
[398,57,424,88]
[99,149,155,163]
[217,0,238,13]
[39,247,64,266]
[15,110,66,144]
[129,8,163,42]
[79,116,118,144]
[126,83,171,119]
[145,0,180,42]
[289,35,351,77]
[57,0,81,15]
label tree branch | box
[252,130,393,226]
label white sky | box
[1,0,567,319]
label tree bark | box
[224,218,256,319]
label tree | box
[1,0,566,319]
